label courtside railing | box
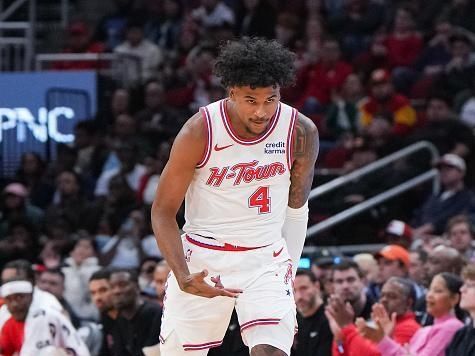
[306,141,440,239]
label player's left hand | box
[179,269,243,298]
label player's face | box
[228,86,280,138]
[5,293,32,321]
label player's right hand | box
[179,269,243,298]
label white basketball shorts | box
[159,233,297,355]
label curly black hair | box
[214,38,296,89]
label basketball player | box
[151,38,319,356]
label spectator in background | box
[153,260,170,307]
[14,152,54,209]
[359,69,417,137]
[274,12,300,49]
[326,0,385,58]
[143,0,184,51]
[94,142,146,198]
[446,263,475,356]
[441,0,475,34]
[135,80,183,145]
[357,273,463,356]
[383,220,413,249]
[353,253,379,288]
[94,0,133,50]
[191,0,235,29]
[53,21,105,71]
[0,219,39,264]
[407,95,475,163]
[45,170,97,233]
[326,277,420,356]
[62,235,100,321]
[325,73,364,139]
[292,269,332,356]
[409,249,428,288]
[296,38,352,112]
[0,279,91,356]
[235,0,276,39]
[435,32,475,97]
[114,19,163,85]
[331,260,374,320]
[0,183,44,239]
[138,256,160,294]
[412,154,475,236]
[0,260,64,331]
[37,268,81,328]
[109,269,162,356]
[446,215,475,262]
[89,269,118,356]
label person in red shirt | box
[326,277,420,356]
[359,69,417,136]
[295,38,353,111]
[53,21,105,71]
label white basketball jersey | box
[183,99,297,247]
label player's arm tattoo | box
[288,113,319,208]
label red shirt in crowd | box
[332,312,420,356]
[0,317,25,356]
[384,34,423,69]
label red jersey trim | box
[220,99,281,145]
[286,108,298,171]
[183,340,223,351]
[240,318,281,332]
[196,107,213,168]
[186,235,268,252]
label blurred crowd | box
[1,0,475,355]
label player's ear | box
[229,89,234,100]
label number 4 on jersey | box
[248,186,271,214]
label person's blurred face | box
[244,0,259,11]
[69,32,89,51]
[71,239,95,263]
[89,279,113,313]
[449,222,473,253]
[5,293,32,321]
[305,18,323,39]
[114,114,136,139]
[74,127,91,149]
[342,74,363,99]
[451,40,471,59]
[154,265,170,302]
[4,194,24,209]
[371,82,393,100]
[435,21,452,37]
[140,260,158,284]
[394,9,414,32]
[10,226,32,250]
[426,99,450,122]
[111,89,129,115]
[460,277,475,312]
[37,272,64,299]
[378,258,406,280]
[380,281,410,316]
[426,249,452,280]
[426,275,459,318]
[22,153,40,175]
[321,40,340,64]
[57,171,79,197]
[409,252,426,285]
[228,86,280,137]
[294,274,321,316]
[351,149,378,169]
[145,82,164,110]
[438,165,464,187]
[164,0,180,17]
[332,268,364,303]
[110,272,137,310]
[126,27,144,47]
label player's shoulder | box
[294,111,318,138]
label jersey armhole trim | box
[286,108,298,171]
[196,107,212,168]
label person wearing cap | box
[0,279,90,356]
[358,68,417,136]
[52,20,105,71]
[0,183,44,239]
[384,220,413,249]
[412,153,475,236]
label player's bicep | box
[153,113,206,215]
[289,113,319,208]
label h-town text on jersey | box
[206,160,286,187]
